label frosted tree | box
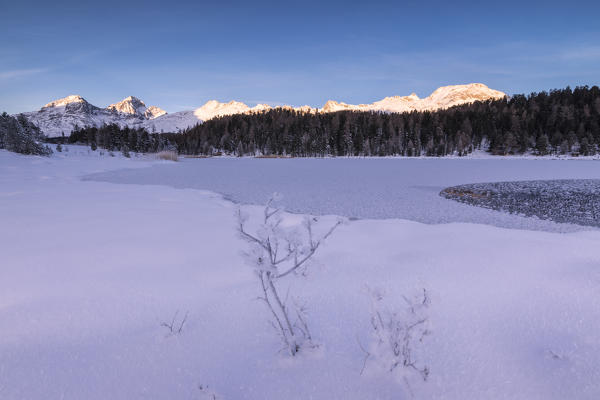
[237,195,342,356]
[0,112,51,156]
[236,140,244,157]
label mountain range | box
[17,83,506,137]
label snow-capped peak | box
[42,95,88,109]
[320,83,506,114]
[321,100,359,113]
[145,105,167,119]
[106,96,167,119]
[107,96,146,115]
[423,83,505,109]
[193,100,252,121]
[20,83,507,137]
[22,95,168,137]
[251,104,272,112]
[107,96,167,119]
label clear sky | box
[1,0,599,114]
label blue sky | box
[1,0,600,113]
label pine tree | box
[0,112,51,155]
[536,135,550,155]
[580,137,591,155]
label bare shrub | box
[161,310,188,337]
[197,384,220,399]
[237,195,343,356]
[360,287,431,390]
[157,150,179,161]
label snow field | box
[1,148,600,399]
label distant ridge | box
[17,84,506,137]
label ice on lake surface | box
[442,179,600,227]
[85,158,600,232]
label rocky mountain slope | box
[107,96,166,119]
[18,95,167,137]
[18,84,506,137]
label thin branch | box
[267,274,297,346]
[295,306,312,342]
[161,310,188,337]
[277,220,342,278]
[357,335,371,375]
[259,272,290,350]
[177,311,188,334]
[238,219,270,252]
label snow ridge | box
[320,83,505,114]
[42,95,88,109]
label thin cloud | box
[558,46,600,61]
[0,68,47,80]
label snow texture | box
[2,148,600,399]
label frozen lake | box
[85,157,600,232]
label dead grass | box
[156,151,179,161]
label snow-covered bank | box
[1,149,600,399]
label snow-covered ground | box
[2,147,600,399]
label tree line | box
[0,112,52,155]
[65,124,177,155]
[63,85,600,157]
[172,85,600,156]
